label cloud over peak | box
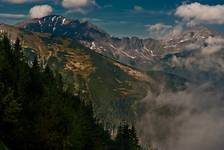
[175,2,224,24]
[29,5,53,19]
[62,0,96,9]
[146,23,172,31]
[145,23,173,39]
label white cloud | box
[62,0,95,9]
[64,8,88,15]
[146,23,172,31]
[137,82,224,150]
[167,25,183,37]
[0,13,26,19]
[201,36,224,55]
[205,36,224,45]
[29,5,53,19]
[145,23,173,39]
[133,5,143,12]
[2,0,41,4]
[2,0,26,3]
[175,2,224,24]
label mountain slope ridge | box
[16,15,223,71]
[0,23,155,126]
[16,15,163,69]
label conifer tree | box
[115,122,141,150]
[32,55,40,72]
[14,38,22,61]
[2,34,11,53]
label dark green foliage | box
[0,141,8,150]
[115,122,141,150]
[0,36,116,150]
[14,38,23,60]
[0,35,142,150]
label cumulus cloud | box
[175,2,224,24]
[0,13,26,19]
[62,0,96,9]
[145,23,173,39]
[166,25,184,37]
[133,5,143,12]
[64,8,88,15]
[2,0,41,4]
[166,35,224,75]
[29,5,53,19]
[205,36,224,45]
[2,0,26,3]
[146,23,172,31]
[201,36,224,55]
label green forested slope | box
[0,35,141,150]
[0,24,151,127]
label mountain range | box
[2,14,223,122]
[0,15,189,126]
[1,15,224,149]
[16,15,221,70]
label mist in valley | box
[137,35,224,150]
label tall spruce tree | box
[115,122,141,150]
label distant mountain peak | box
[17,15,71,27]
[161,25,223,53]
[16,15,110,41]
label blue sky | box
[0,0,224,38]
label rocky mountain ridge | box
[17,15,222,71]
